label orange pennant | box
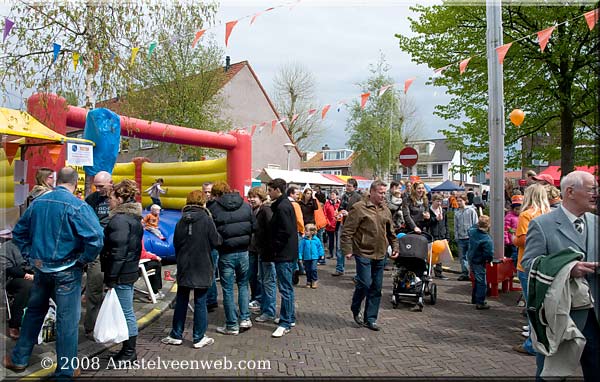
[495,42,513,65]
[321,104,331,119]
[225,20,238,47]
[291,114,299,124]
[192,29,206,48]
[404,77,416,94]
[459,57,472,74]
[271,119,277,133]
[250,124,257,136]
[434,65,449,74]
[537,26,555,52]
[2,141,19,165]
[47,144,62,165]
[584,9,599,30]
[250,13,261,25]
[360,92,370,109]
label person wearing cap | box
[142,204,166,240]
[532,173,555,186]
[0,228,33,340]
[504,195,523,268]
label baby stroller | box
[391,232,437,311]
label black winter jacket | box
[174,205,222,288]
[101,202,143,286]
[268,195,298,263]
[208,192,255,254]
[248,203,273,259]
[298,198,318,226]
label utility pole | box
[486,0,505,260]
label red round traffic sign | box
[399,147,418,167]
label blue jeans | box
[248,252,262,303]
[335,224,345,273]
[352,256,385,324]
[303,260,318,283]
[150,197,162,208]
[457,239,470,276]
[207,249,219,306]
[170,286,208,343]
[114,284,137,337]
[259,261,277,318]
[471,263,487,305]
[518,270,536,355]
[11,266,82,378]
[218,251,250,330]
[275,262,295,329]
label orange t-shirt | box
[143,213,160,229]
[514,208,543,272]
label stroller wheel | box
[429,283,437,305]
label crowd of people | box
[1,166,597,381]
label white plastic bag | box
[37,299,57,344]
[93,289,128,344]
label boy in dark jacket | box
[466,215,494,310]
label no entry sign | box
[399,147,418,167]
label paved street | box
[82,259,539,378]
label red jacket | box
[324,199,340,232]
[140,241,160,261]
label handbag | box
[93,289,129,344]
[314,200,327,230]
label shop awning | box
[257,168,345,186]
[1,107,93,145]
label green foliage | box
[345,55,419,178]
[396,3,599,174]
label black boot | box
[113,336,137,363]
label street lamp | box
[283,142,295,171]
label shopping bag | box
[36,299,57,344]
[93,289,128,344]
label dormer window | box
[323,149,353,161]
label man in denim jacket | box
[4,167,104,379]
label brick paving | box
[81,258,540,378]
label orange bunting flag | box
[192,29,206,48]
[360,92,370,109]
[72,52,80,70]
[306,108,317,119]
[434,65,449,74]
[378,85,392,97]
[47,144,62,165]
[404,77,416,94]
[584,9,599,30]
[321,104,331,119]
[537,26,555,52]
[225,20,238,47]
[2,141,19,165]
[250,12,261,25]
[130,47,140,66]
[495,42,513,65]
[250,124,257,136]
[271,119,277,133]
[291,114,299,123]
[459,57,472,75]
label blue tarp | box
[431,180,465,192]
[83,108,121,176]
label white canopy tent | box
[256,168,345,186]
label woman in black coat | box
[402,181,431,233]
[162,190,222,349]
[101,179,143,362]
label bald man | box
[83,171,113,339]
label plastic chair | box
[135,259,157,304]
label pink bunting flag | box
[225,20,238,47]
[321,104,331,119]
[537,26,555,52]
[250,13,262,25]
[260,121,267,127]
[495,42,513,65]
[250,124,257,136]
[584,9,599,30]
[459,57,472,75]
[434,65,449,74]
[277,117,287,124]
[404,77,416,94]
[360,92,370,110]
[3,18,14,42]
[291,114,299,123]
[271,119,277,133]
[378,85,392,97]
[306,108,317,119]
[192,29,206,48]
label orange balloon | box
[509,109,525,126]
[431,240,446,256]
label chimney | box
[224,56,231,72]
[321,144,330,151]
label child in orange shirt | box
[143,204,166,240]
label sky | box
[213,0,452,151]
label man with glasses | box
[83,170,112,340]
[522,171,598,380]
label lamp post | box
[284,142,295,171]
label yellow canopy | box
[0,107,93,145]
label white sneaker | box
[521,331,530,338]
[272,326,291,338]
[155,291,166,300]
[522,325,529,331]
[216,326,239,335]
[255,314,275,322]
[161,336,183,345]
[239,319,253,329]
[193,336,214,349]
[249,300,260,309]
[274,317,296,327]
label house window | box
[417,144,429,155]
[323,150,352,161]
[432,164,443,176]
[119,137,130,153]
[417,164,428,176]
[318,169,342,175]
[139,139,158,149]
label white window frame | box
[139,139,158,150]
[432,164,443,176]
[416,164,428,176]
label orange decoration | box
[47,144,62,165]
[2,141,19,165]
[509,109,525,126]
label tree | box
[345,55,420,179]
[396,3,599,174]
[1,0,218,109]
[273,62,324,151]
